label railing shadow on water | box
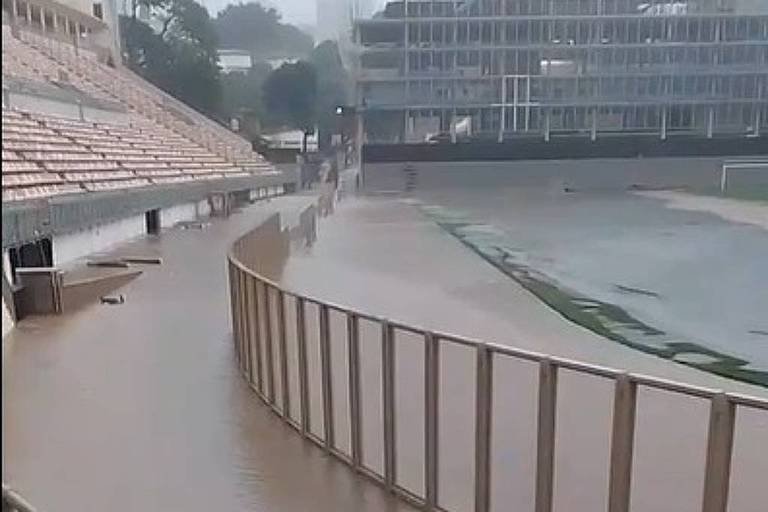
[227,196,768,512]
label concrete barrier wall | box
[53,213,146,267]
[361,157,753,193]
[52,198,216,266]
[2,174,292,249]
[160,202,200,229]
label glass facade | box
[354,0,768,142]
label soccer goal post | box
[720,160,768,194]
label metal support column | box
[348,313,362,468]
[591,107,598,141]
[424,332,440,510]
[498,77,507,143]
[607,374,637,512]
[701,394,736,512]
[535,359,557,512]
[382,321,397,489]
[319,304,335,450]
[474,345,493,512]
[296,298,310,436]
[512,76,519,133]
[250,278,264,392]
[263,285,275,404]
[277,291,290,418]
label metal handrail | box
[2,484,37,512]
[227,207,768,512]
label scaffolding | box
[354,0,768,142]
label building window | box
[92,2,103,20]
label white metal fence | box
[227,212,768,512]
[2,484,36,512]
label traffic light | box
[335,106,356,116]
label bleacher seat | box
[2,106,270,201]
[3,24,278,203]
[6,27,272,169]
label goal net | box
[720,160,768,200]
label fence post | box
[241,272,253,382]
[228,263,240,364]
[249,278,264,394]
[608,374,637,512]
[535,358,558,512]
[319,304,335,450]
[296,297,310,437]
[701,393,736,512]
[277,290,290,418]
[348,313,362,468]
[382,320,397,490]
[234,270,245,371]
[263,284,276,404]
[474,344,493,512]
[424,332,440,510]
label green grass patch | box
[423,206,768,387]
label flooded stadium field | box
[4,188,767,512]
[414,187,768,386]
[273,188,768,512]
[280,186,768,389]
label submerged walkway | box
[2,195,414,512]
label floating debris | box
[100,295,125,305]
[672,352,721,365]
[614,284,660,298]
[177,221,209,230]
[121,257,163,265]
[87,260,130,268]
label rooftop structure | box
[353,0,768,143]
[218,49,254,74]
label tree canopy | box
[309,40,352,150]
[262,61,317,150]
[219,62,272,119]
[214,3,314,59]
[121,0,221,115]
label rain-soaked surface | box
[4,185,768,512]
[2,194,416,512]
[274,191,767,512]
[414,187,768,385]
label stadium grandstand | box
[2,0,295,337]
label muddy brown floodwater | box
[273,194,768,512]
[2,195,416,512]
[4,190,767,512]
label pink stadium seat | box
[3,25,275,202]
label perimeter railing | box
[2,484,37,512]
[227,208,768,512]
